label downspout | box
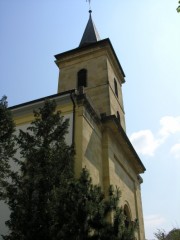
[70,90,76,147]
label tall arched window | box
[114,78,118,98]
[117,111,120,124]
[124,204,132,228]
[77,69,87,88]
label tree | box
[0,96,15,195]
[1,100,74,240]
[154,228,180,240]
[1,99,137,240]
[166,228,180,240]
[50,168,138,240]
[154,229,166,240]
[177,1,180,12]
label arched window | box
[124,204,132,228]
[77,69,87,88]
[117,111,120,124]
[114,78,118,98]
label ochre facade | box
[73,102,145,240]
[55,38,146,239]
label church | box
[1,10,146,239]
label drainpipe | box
[70,91,76,147]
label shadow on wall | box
[84,127,102,184]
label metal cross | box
[86,0,91,11]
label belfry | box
[0,9,146,239]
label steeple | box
[79,10,100,47]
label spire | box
[79,10,100,47]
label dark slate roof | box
[79,10,100,47]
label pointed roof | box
[79,10,100,47]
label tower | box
[55,11,146,240]
[56,10,126,131]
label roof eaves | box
[101,115,146,173]
[55,38,125,78]
[9,90,76,110]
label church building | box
[1,10,146,239]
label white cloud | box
[145,214,166,228]
[130,130,160,156]
[159,116,180,139]
[144,215,166,240]
[130,116,180,157]
[170,143,180,159]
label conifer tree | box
[1,100,74,240]
[50,168,138,240]
[0,96,15,196]
[1,99,137,240]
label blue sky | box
[0,1,180,239]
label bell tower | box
[54,11,146,240]
[55,11,126,131]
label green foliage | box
[154,229,166,240]
[166,228,180,240]
[0,96,15,194]
[50,168,138,240]
[1,100,74,240]
[154,228,180,240]
[1,99,137,240]
[177,1,180,12]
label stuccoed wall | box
[0,103,73,238]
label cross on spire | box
[86,0,91,11]
[79,3,100,47]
